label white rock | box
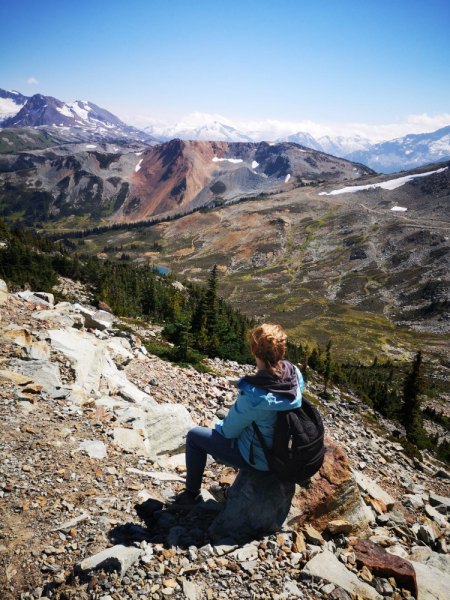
[75,544,143,577]
[17,291,53,306]
[76,440,107,459]
[412,560,450,600]
[9,358,62,388]
[115,402,194,461]
[23,341,50,361]
[409,547,450,575]
[48,329,108,394]
[352,470,395,509]
[281,581,302,598]
[403,494,424,509]
[74,304,114,330]
[303,549,382,600]
[424,504,448,527]
[182,579,199,600]
[114,428,149,455]
[54,512,90,532]
[0,279,8,305]
[229,543,258,562]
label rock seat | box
[211,438,369,536]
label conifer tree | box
[323,339,332,392]
[402,351,426,446]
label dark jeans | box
[185,426,250,494]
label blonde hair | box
[250,323,287,372]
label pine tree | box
[323,340,332,392]
[402,351,426,446]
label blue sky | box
[1,0,449,139]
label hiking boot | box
[209,484,229,504]
[166,489,201,506]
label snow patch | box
[85,144,97,149]
[391,206,408,212]
[135,151,143,156]
[67,102,90,121]
[252,160,259,169]
[318,167,448,196]
[56,105,73,118]
[135,159,143,172]
[0,98,26,122]
[212,157,243,164]
[285,174,291,183]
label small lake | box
[154,265,169,275]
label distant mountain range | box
[1,87,450,173]
[0,88,157,144]
[0,139,374,227]
[143,121,253,143]
[346,126,450,173]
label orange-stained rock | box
[367,497,387,515]
[287,438,370,533]
[210,438,369,536]
[354,539,418,598]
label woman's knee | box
[186,426,211,447]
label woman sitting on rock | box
[170,323,304,505]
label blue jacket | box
[215,366,304,470]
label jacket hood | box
[242,359,298,400]
[237,363,304,411]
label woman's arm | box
[215,390,259,439]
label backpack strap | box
[251,421,272,465]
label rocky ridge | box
[0,279,449,600]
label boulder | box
[17,290,53,306]
[48,328,109,394]
[211,439,369,536]
[33,306,82,329]
[74,304,114,330]
[9,358,62,388]
[412,560,450,600]
[2,325,32,347]
[34,292,54,305]
[210,469,295,536]
[23,341,50,361]
[0,370,33,386]
[115,401,194,460]
[0,279,7,305]
[288,440,370,533]
[353,539,418,597]
[303,550,382,600]
[424,504,448,527]
[113,427,149,455]
[75,544,143,577]
[409,547,450,575]
[429,491,450,510]
[107,338,134,368]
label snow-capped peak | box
[144,120,252,143]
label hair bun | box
[250,323,287,371]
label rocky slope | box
[0,279,449,600]
[0,139,374,227]
[78,160,450,357]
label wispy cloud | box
[124,110,450,144]
[27,77,39,85]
